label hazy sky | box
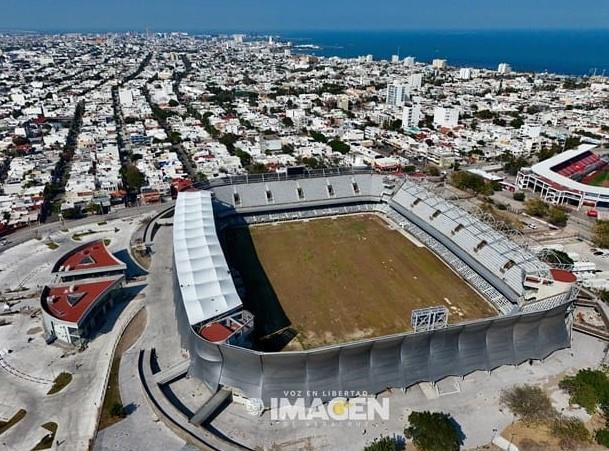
[1,0,609,32]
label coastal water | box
[278,30,609,75]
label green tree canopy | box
[328,138,350,154]
[404,411,461,451]
[121,164,146,192]
[363,435,398,451]
[525,198,549,217]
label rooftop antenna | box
[397,47,400,59]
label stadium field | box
[223,214,497,350]
[583,168,609,187]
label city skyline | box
[2,0,609,32]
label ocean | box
[277,30,609,76]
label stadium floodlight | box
[411,306,449,333]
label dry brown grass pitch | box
[224,214,497,350]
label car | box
[527,223,538,230]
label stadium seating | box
[552,151,605,178]
[390,180,552,303]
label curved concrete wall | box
[176,288,571,406]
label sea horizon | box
[2,28,608,75]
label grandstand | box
[517,144,609,208]
[172,169,577,407]
[552,149,605,179]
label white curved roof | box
[530,144,607,195]
[173,191,243,325]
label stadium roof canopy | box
[173,191,243,326]
[530,143,604,193]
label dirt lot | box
[223,214,496,350]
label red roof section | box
[199,322,232,343]
[44,279,116,323]
[551,268,578,283]
[55,240,122,273]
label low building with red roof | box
[52,240,126,282]
[41,276,124,345]
[42,239,127,345]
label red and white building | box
[516,144,609,209]
[41,240,126,345]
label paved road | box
[94,225,190,450]
[0,202,173,254]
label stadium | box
[517,143,609,208]
[172,169,578,407]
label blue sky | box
[1,0,609,32]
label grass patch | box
[72,229,97,241]
[31,422,57,450]
[104,239,111,246]
[47,372,72,395]
[98,308,147,430]
[45,242,59,250]
[588,170,609,187]
[0,409,26,435]
[99,356,123,430]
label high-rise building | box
[365,54,374,62]
[402,104,422,129]
[386,83,410,107]
[498,63,512,74]
[403,56,416,67]
[408,73,423,90]
[433,106,460,128]
[432,59,447,69]
[391,54,400,64]
[459,68,472,80]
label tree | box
[500,385,556,423]
[425,165,440,177]
[503,156,529,176]
[168,131,182,145]
[310,130,327,143]
[593,221,609,249]
[451,171,492,195]
[539,249,574,268]
[328,139,350,155]
[404,411,461,451]
[168,99,179,107]
[510,117,524,129]
[525,198,549,218]
[247,162,268,174]
[363,436,398,451]
[513,192,526,202]
[282,116,294,127]
[219,133,240,154]
[547,206,568,227]
[121,164,146,192]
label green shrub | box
[513,191,526,202]
[364,435,398,451]
[596,428,609,447]
[404,411,461,451]
[110,402,126,418]
[500,385,556,422]
[559,369,609,414]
